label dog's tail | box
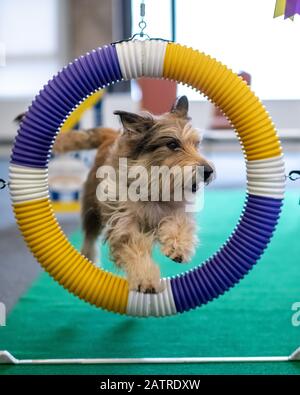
[52,127,118,154]
[14,113,117,154]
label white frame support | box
[0,348,299,365]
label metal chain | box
[126,0,150,40]
[112,0,171,44]
[138,0,147,37]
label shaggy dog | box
[34,96,214,293]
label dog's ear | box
[170,96,189,119]
[114,111,154,134]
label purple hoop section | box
[170,194,283,313]
[11,45,122,168]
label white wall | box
[1,95,300,143]
[0,98,32,140]
[0,93,300,144]
[0,0,70,142]
[102,93,139,130]
[103,94,300,131]
[262,100,300,129]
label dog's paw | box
[127,263,165,294]
[158,218,198,264]
[161,243,194,264]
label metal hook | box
[111,0,172,45]
[0,179,7,190]
[134,0,148,39]
[287,170,300,181]
[138,20,147,37]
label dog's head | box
[114,96,215,199]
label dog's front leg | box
[108,219,164,293]
[158,213,198,263]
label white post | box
[0,43,6,67]
[0,302,6,327]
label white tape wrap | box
[115,40,168,80]
[246,155,285,199]
[126,278,177,317]
[9,165,49,203]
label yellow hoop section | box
[163,43,281,161]
[14,199,129,313]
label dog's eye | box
[166,140,180,151]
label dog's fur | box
[25,96,214,293]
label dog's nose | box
[204,164,214,182]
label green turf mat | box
[0,190,299,375]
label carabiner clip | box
[288,170,300,181]
[0,178,7,190]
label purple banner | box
[284,0,300,18]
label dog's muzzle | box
[203,164,214,183]
[191,164,215,192]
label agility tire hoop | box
[9,40,285,317]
